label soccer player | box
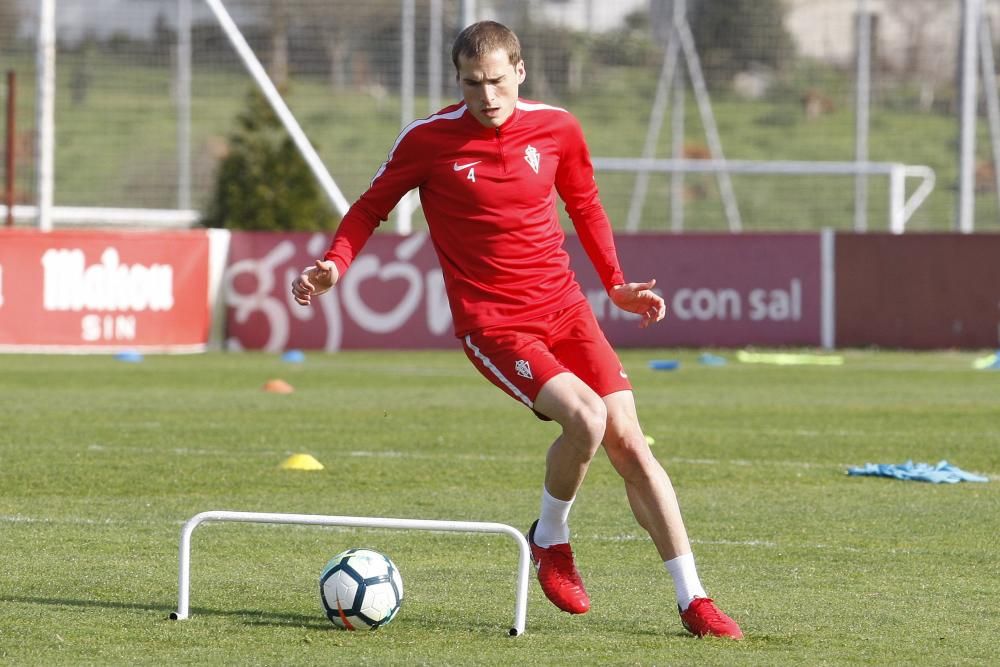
[292,20,742,639]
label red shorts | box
[461,300,631,417]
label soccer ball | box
[319,548,404,630]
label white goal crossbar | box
[169,510,532,636]
[0,204,200,228]
[594,157,936,234]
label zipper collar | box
[463,102,522,136]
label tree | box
[0,0,20,40]
[883,0,949,80]
[688,0,793,82]
[261,0,401,92]
[203,89,337,231]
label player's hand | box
[291,260,339,306]
[610,279,666,328]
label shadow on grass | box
[2,595,325,628]
[3,595,511,634]
[10,595,707,638]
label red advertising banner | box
[224,231,452,351]
[836,233,1000,349]
[0,228,211,352]
[224,231,823,350]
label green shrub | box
[203,88,338,231]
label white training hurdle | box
[169,510,532,636]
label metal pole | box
[177,0,192,211]
[626,38,678,232]
[5,71,15,227]
[429,0,443,111]
[854,0,871,232]
[957,0,983,233]
[401,0,415,128]
[977,16,1000,223]
[461,0,477,28]
[820,228,836,349]
[35,0,56,231]
[889,164,905,234]
[170,510,531,636]
[675,21,742,231]
[397,0,416,234]
[670,0,687,233]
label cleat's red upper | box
[528,521,590,614]
[679,597,743,639]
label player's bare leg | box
[533,373,607,500]
[601,390,690,560]
[525,372,606,614]
[602,389,742,639]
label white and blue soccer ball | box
[320,548,404,630]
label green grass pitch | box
[1,349,997,665]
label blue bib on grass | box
[847,460,988,483]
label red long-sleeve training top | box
[325,99,625,337]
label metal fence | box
[3,0,1000,232]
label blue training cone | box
[698,353,727,366]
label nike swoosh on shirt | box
[453,161,482,171]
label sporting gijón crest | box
[524,145,540,174]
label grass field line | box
[86,443,997,477]
[83,443,860,471]
[602,533,778,548]
[79,444,998,480]
[0,514,123,525]
[87,443,282,457]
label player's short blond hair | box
[451,21,522,71]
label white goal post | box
[170,510,532,636]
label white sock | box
[664,552,707,611]
[533,487,574,547]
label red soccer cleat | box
[527,520,590,614]
[679,597,744,639]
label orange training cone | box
[263,378,294,394]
